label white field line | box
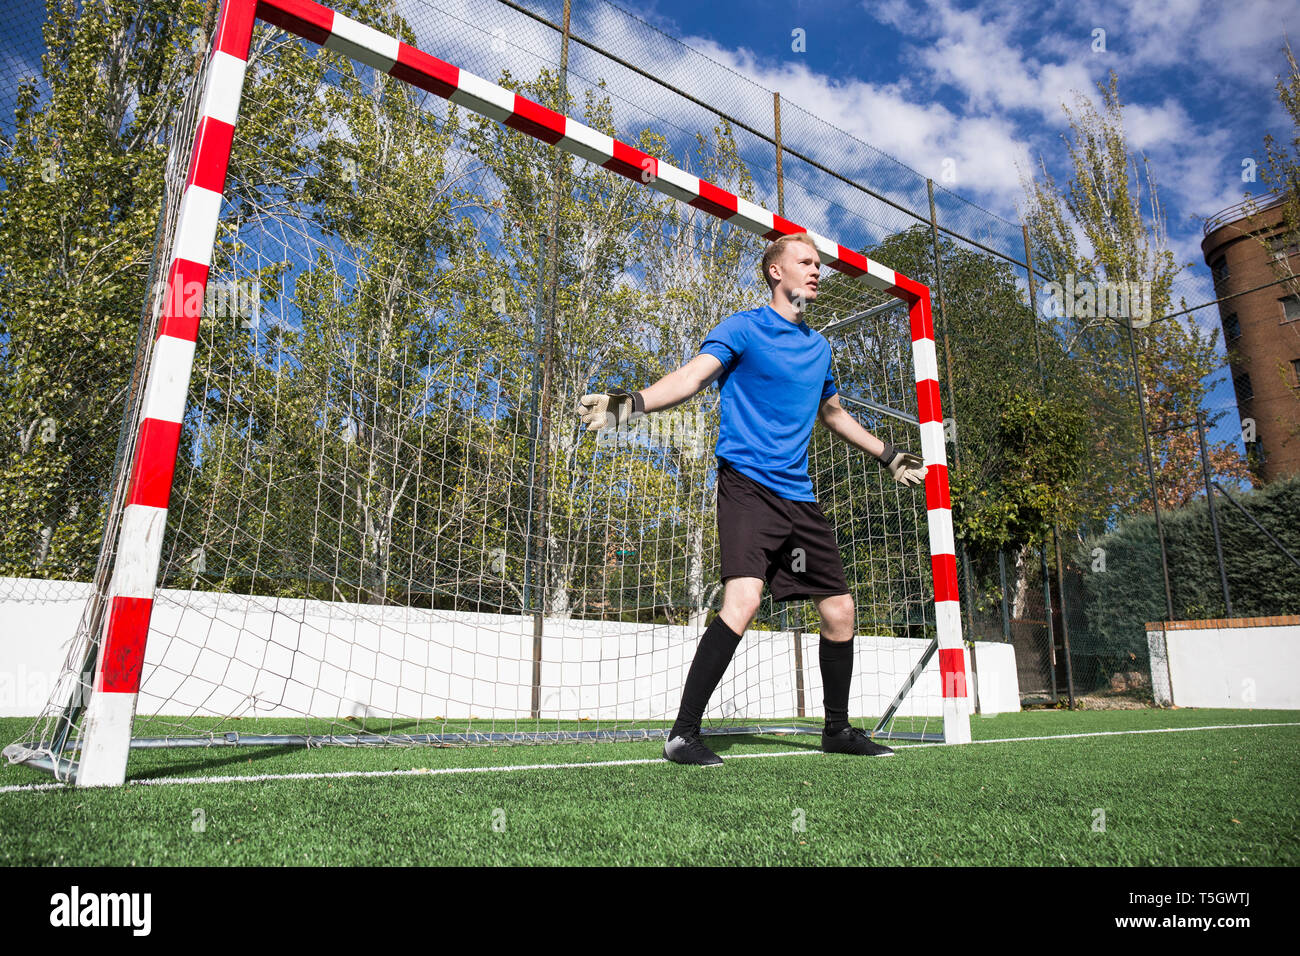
[964,721,1300,745]
[1,721,1296,795]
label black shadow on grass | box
[127,743,311,781]
[705,732,823,754]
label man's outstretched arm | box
[818,394,928,486]
[576,353,723,430]
[639,353,723,412]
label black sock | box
[669,616,742,739]
[820,636,854,733]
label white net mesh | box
[9,7,949,774]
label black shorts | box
[716,461,850,603]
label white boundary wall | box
[1,577,1019,720]
[973,642,1019,713]
[1147,616,1300,709]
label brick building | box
[1201,193,1300,483]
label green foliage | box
[1258,40,1300,262]
[956,391,1089,552]
[822,225,1091,553]
[0,0,207,578]
[135,18,768,622]
[1076,474,1300,665]
[168,7,489,605]
[1021,71,1233,528]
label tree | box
[467,69,761,623]
[1256,39,1300,279]
[640,124,764,625]
[165,1,494,607]
[1021,71,1249,529]
[817,225,1091,626]
[0,0,207,580]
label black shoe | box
[822,726,895,756]
[663,732,724,766]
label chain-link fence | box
[2,0,1297,715]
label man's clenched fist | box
[576,389,644,431]
[876,443,928,487]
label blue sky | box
[620,0,1291,280]
[1,0,1290,396]
[578,0,1293,432]
[2,0,1288,283]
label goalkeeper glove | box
[576,389,646,431]
[876,442,928,487]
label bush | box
[1075,474,1300,669]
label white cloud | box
[865,0,1106,124]
[604,28,1037,221]
[379,0,1279,283]
[1123,98,1194,150]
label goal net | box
[5,0,969,785]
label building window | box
[1270,234,1300,261]
[1293,358,1300,387]
[1211,255,1230,285]
[1246,435,1267,468]
[1222,312,1241,340]
[1282,295,1300,324]
[1233,371,1254,404]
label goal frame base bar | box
[5,721,941,780]
[1,743,77,781]
[7,722,939,753]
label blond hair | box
[760,232,818,289]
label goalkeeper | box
[576,233,927,766]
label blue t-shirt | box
[699,304,837,501]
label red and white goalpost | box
[22,0,969,787]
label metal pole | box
[774,90,802,715]
[773,91,784,218]
[1123,316,1176,623]
[998,548,1011,641]
[1197,411,1233,618]
[527,0,572,720]
[793,624,805,718]
[1053,527,1076,708]
[1022,226,1044,375]
[522,293,542,605]
[874,637,940,733]
[1041,547,1057,703]
[1022,228,1058,703]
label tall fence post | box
[998,548,1011,642]
[526,0,573,720]
[1021,227,1060,703]
[1053,527,1076,707]
[773,91,784,217]
[1197,410,1233,618]
[773,90,806,709]
[1124,316,1177,624]
[1041,547,1058,703]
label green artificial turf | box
[1,709,1296,866]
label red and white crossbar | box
[75,0,968,785]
